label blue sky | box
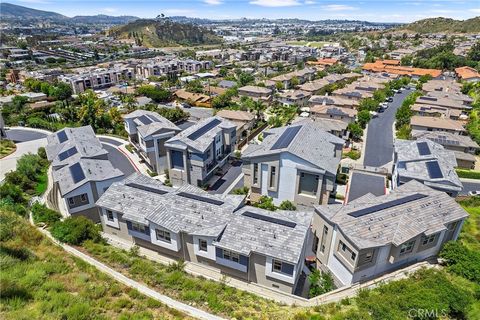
[7,0,480,22]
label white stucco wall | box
[64,182,95,215]
[149,223,181,252]
[192,235,216,261]
[265,256,297,284]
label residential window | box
[298,172,319,196]
[253,163,259,185]
[338,240,356,261]
[312,233,319,253]
[364,251,374,263]
[400,240,416,255]
[222,249,239,263]
[156,229,171,243]
[272,259,282,273]
[320,226,328,253]
[68,197,75,205]
[422,234,437,245]
[80,194,88,202]
[199,239,208,252]
[131,222,145,233]
[269,166,276,188]
[106,210,114,222]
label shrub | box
[439,241,480,283]
[279,200,296,211]
[31,203,62,226]
[455,169,480,180]
[125,144,134,153]
[0,183,26,205]
[37,147,47,160]
[309,269,334,297]
[232,186,249,195]
[50,216,101,245]
[343,150,360,160]
[253,196,276,211]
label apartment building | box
[238,85,273,102]
[410,116,467,135]
[59,66,134,94]
[270,68,316,89]
[135,59,212,79]
[165,116,237,187]
[97,173,312,295]
[312,180,468,286]
[45,126,124,221]
[124,110,181,173]
[393,139,463,196]
[242,120,344,207]
[412,131,479,170]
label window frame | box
[106,210,115,222]
[80,193,88,202]
[131,222,145,233]
[155,229,172,243]
[198,239,208,252]
[222,249,239,263]
[421,234,436,245]
[320,225,328,253]
[272,259,282,273]
[400,240,416,255]
[68,197,75,205]
[269,166,276,189]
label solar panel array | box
[177,192,224,206]
[57,131,68,143]
[426,161,443,179]
[430,137,460,146]
[138,115,153,125]
[69,163,86,184]
[270,126,301,150]
[58,147,78,161]
[347,193,428,218]
[417,142,431,156]
[241,211,296,228]
[127,182,169,195]
[188,118,221,141]
[419,96,437,101]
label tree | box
[77,90,108,131]
[268,115,282,128]
[185,79,204,93]
[253,196,276,211]
[237,72,254,86]
[10,96,28,113]
[290,76,300,87]
[308,269,334,297]
[348,122,363,141]
[136,85,171,103]
[250,100,266,120]
[50,82,72,106]
[357,110,372,128]
[275,81,284,91]
[218,67,228,77]
[121,94,137,111]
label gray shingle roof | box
[125,110,180,138]
[242,121,344,175]
[52,159,123,196]
[96,173,310,263]
[315,180,468,249]
[165,116,236,153]
[395,139,463,192]
[46,125,107,166]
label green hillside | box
[400,17,480,33]
[108,19,223,47]
[0,2,67,21]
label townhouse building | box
[410,116,467,136]
[310,105,357,123]
[135,59,212,79]
[45,126,124,221]
[312,180,468,286]
[97,173,312,295]
[242,121,344,207]
[124,110,181,173]
[393,139,463,197]
[165,116,237,187]
[276,90,312,107]
[59,66,134,94]
[270,68,316,90]
[238,85,273,102]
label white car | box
[468,191,480,196]
[370,111,378,118]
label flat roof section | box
[347,171,386,203]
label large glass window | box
[131,222,145,233]
[298,172,319,196]
[422,234,437,245]
[222,249,239,263]
[400,240,416,255]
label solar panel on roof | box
[271,126,301,150]
[149,115,162,122]
[188,118,221,141]
[417,142,431,156]
[138,115,153,125]
[242,211,296,228]
[177,192,224,205]
[69,163,85,184]
[347,193,428,218]
[420,96,437,101]
[58,147,78,161]
[426,161,443,179]
[126,182,169,195]
[57,131,68,143]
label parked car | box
[468,191,480,196]
[387,97,393,102]
[397,89,402,93]
[370,111,378,118]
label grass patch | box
[343,150,361,160]
[34,168,48,196]
[0,139,16,159]
[457,196,480,251]
[456,169,480,180]
[0,209,192,319]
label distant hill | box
[400,17,480,33]
[0,2,67,21]
[71,15,139,25]
[0,3,139,25]
[108,19,223,47]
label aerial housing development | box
[0,1,479,319]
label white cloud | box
[162,8,196,15]
[103,7,118,14]
[305,0,315,4]
[249,0,301,7]
[17,0,51,4]
[321,4,356,11]
[204,0,223,5]
[470,8,480,14]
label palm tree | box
[122,94,137,112]
[250,100,266,120]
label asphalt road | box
[459,180,480,195]
[6,129,48,143]
[209,160,243,194]
[347,172,385,203]
[102,143,136,176]
[363,88,413,167]
[99,137,124,146]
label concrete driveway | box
[208,160,243,194]
[363,88,413,167]
[102,143,136,176]
[459,179,480,195]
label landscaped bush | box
[439,241,480,283]
[309,269,334,297]
[343,150,360,160]
[455,169,480,180]
[31,203,62,226]
[279,200,296,211]
[50,216,102,245]
[232,186,249,195]
[253,195,277,211]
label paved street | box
[6,128,48,142]
[363,88,413,167]
[347,171,386,203]
[99,136,124,146]
[209,160,243,194]
[102,143,137,176]
[459,180,480,195]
